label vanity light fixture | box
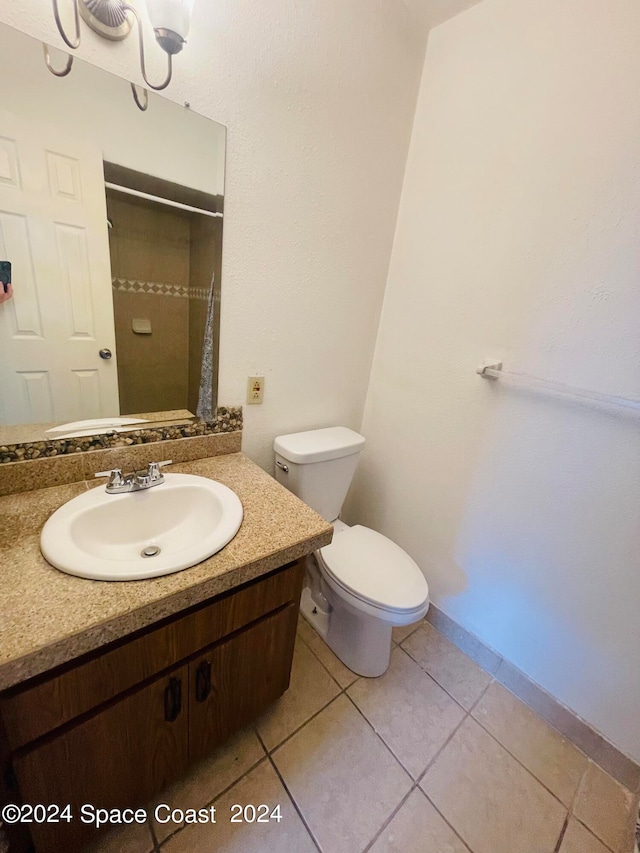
[43,0,195,110]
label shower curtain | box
[196,272,215,421]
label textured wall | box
[347,0,640,761]
[401,0,484,29]
[0,2,427,469]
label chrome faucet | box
[95,460,173,494]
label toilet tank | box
[273,427,365,522]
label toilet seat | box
[317,525,428,614]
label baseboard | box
[425,604,640,794]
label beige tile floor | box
[85,619,639,853]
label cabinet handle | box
[195,660,212,703]
[164,677,182,722]
[3,763,17,791]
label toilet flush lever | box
[276,461,289,473]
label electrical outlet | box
[247,375,265,404]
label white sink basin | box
[40,474,244,581]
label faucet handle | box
[94,468,124,488]
[147,460,173,480]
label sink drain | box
[141,545,161,558]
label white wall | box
[347,0,640,762]
[0,1,427,470]
[401,0,484,29]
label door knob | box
[99,348,112,360]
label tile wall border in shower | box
[111,279,211,300]
[426,604,640,793]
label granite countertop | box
[0,452,333,691]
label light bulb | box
[145,0,195,44]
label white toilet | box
[274,426,429,677]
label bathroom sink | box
[40,474,244,581]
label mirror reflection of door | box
[0,21,226,434]
[0,109,119,425]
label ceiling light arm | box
[43,43,75,77]
[52,0,81,49]
[122,3,173,91]
[130,83,149,111]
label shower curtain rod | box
[477,361,640,412]
[104,182,223,219]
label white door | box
[0,109,119,425]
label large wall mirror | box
[0,23,225,445]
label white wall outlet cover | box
[247,375,265,404]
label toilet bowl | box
[301,519,429,676]
[273,427,429,677]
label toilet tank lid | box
[274,427,365,464]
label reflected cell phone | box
[0,261,11,293]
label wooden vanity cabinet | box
[189,603,298,763]
[11,665,190,853]
[0,560,304,853]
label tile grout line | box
[400,633,624,839]
[296,623,494,852]
[489,676,611,775]
[427,608,640,794]
[360,721,471,853]
[553,816,569,853]
[204,753,271,811]
[360,784,417,853]
[570,814,620,853]
[262,677,420,851]
[567,761,635,853]
[155,819,185,848]
[264,753,324,853]
[421,791,476,853]
[392,623,421,646]
[407,705,478,851]
[261,690,344,756]
[464,670,494,716]
[295,625,358,691]
[360,775,473,853]
[394,641,473,716]
[397,635,491,717]
[469,702,577,819]
[253,726,324,853]
[295,626,467,853]
[291,628,452,852]
[343,689,415,781]
[292,623,627,853]
[414,686,486,790]
[155,753,270,849]
[414,676,533,853]
[348,652,480,853]
[469,682,637,849]
[298,625,605,851]
[147,816,161,852]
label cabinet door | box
[12,665,189,853]
[189,604,298,763]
